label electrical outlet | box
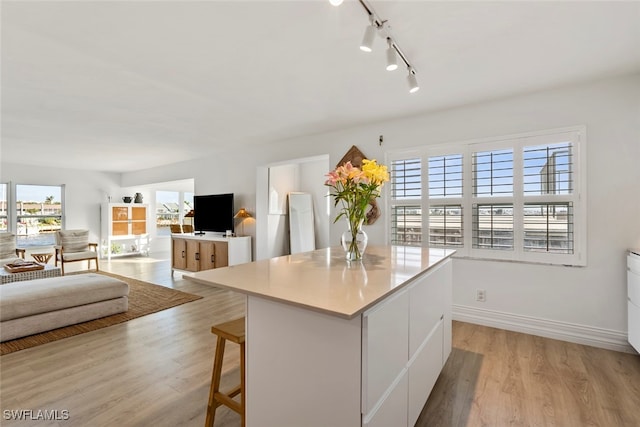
[476,289,486,302]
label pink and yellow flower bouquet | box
[325,159,389,260]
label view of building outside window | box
[390,158,422,246]
[15,184,63,247]
[0,183,7,232]
[156,191,194,236]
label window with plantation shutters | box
[387,126,585,266]
[390,205,422,246]
[427,154,464,248]
[429,205,463,247]
[389,158,422,246]
[391,158,421,199]
[472,204,514,250]
[429,155,463,198]
[472,149,513,197]
[521,140,575,255]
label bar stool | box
[205,317,246,427]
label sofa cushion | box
[59,250,98,262]
[57,229,89,253]
[0,273,129,321]
[1,297,128,342]
[0,233,16,260]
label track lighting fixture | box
[330,0,419,94]
[407,68,420,93]
[385,38,398,71]
[360,19,377,53]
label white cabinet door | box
[408,321,444,426]
[442,260,453,363]
[362,290,409,415]
[363,371,408,427]
[408,263,446,357]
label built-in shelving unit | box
[101,203,150,260]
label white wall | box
[4,74,637,350]
[122,74,639,350]
[258,156,330,260]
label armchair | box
[0,233,25,266]
[55,229,99,275]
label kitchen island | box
[185,245,455,427]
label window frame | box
[386,126,587,266]
[387,150,423,246]
[0,183,8,232]
[4,182,66,248]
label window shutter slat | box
[428,154,463,198]
[391,159,422,199]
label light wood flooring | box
[1,253,640,427]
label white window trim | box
[386,125,587,266]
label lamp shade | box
[386,45,398,71]
[360,24,376,52]
[234,208,251,219]
[407,70,420,93]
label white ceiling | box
[2,1,639,173]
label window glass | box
[16,184,63,247]
[524,142,573,196]
[390,205,422,246]
[0,183,7,232]
[472,204,514,250]
[472,149,514,197]
[429,205,463,247]
[156,191,194,236]
[391,158,421,199]
[524,203,573,253]
[429,154,463,198]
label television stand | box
[170,235,252,275]
[194,231,205,236]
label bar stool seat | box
[205,317,245,427]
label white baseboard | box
[453,304,637,354]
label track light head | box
[385,39,398,71]
[329,0,344,6]
[360,21,376,52]
[407,68,419,93]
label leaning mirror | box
[288,192,315,254]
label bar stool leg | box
[205,335,226,427]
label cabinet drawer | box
[629,301,640,352]
[408,320,444,426]
[363,370,408,427]
[362,290,409,415]
[409,263,446,357]
[629,254,640,305]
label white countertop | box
[184,245,455,319]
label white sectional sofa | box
[0,273,129,342]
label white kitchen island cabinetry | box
[185,245,454,427]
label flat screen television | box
[193,193,234,235]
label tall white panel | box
[408,263,446,357]
[362,290,409,415]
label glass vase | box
[341,218,368,261]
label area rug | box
[0,271,203,355]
